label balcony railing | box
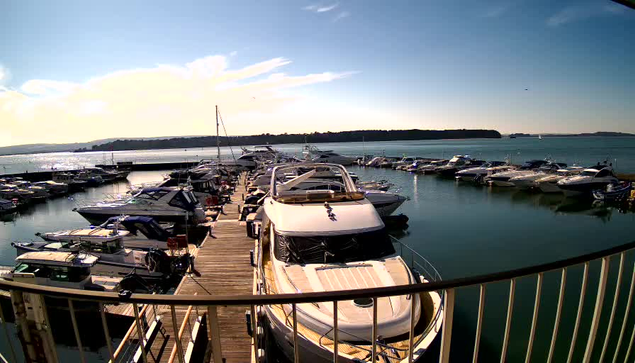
[0,239,634,362]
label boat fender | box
[250,250,255,267]
[245,310,253,337]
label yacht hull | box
[538,181,562,193]
[559,182,614,197]
[76,209,198,225]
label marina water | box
[1,137,635,361]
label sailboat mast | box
[216,105,220,163]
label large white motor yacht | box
[255,163,442,363]
[557,165,619,197]
[535,167,584,193]
[74,187,206,224]
[455,161,512,181]
[486,160,550,187]
[508,162,568,190]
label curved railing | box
[0,239,634,363]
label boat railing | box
[0,240,635,362]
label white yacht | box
[508,162,568,190]
[392,157,416,170]
[557,165,619,197]
[416,160,448,174]
[35,216,172,250]
[74,187,206,225]
[33,180,69,196]
[304,145,356,166]
[255,163,442,363]
[535,167,584,193]
[455,161,511,181]
[52,172,88,191]
[486,160,550,187]
[0,252,121,292]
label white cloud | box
[229,51,238,57]
[0,65,10,85]
[0,55,355,146]
[303,3,339,13]
[547,2,627,27]
[333,11,350,22]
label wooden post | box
[10,291,58,363]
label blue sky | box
[0,0,633,146]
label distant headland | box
[75,129,502,152]
[508,131,635,138]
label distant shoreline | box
[74,129,502,153]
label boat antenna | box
[216,105,221,164]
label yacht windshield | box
[274,229,396,264]
[581,170,597,177]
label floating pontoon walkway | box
[113,183,254,363]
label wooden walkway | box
[140,187,254,363]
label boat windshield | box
[581,170,597,177]
[274,229,396,264]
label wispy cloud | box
[303,3,339,13]
[547,2,627,27]
[480,4,511,18]
[333,11,350,22]
[0,65,10,85]
[0,55,355,145]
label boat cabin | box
[131,188,199,211]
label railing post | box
[68,299,86,363]
[132,303,148,363]
[613,260,635,363]
[439,288,455,363]
[525,272,543,363]
[600,252,624,363]
[582,256,610,363]
[567,262,589,363]
[171,306,185,363]
[472,284,486,363]
[99,302,115,362]
[547,268,567,363]
[333,301,338,363]
[292,303,299,363]
[500,278,516,363]
[207,306,223,363]
[372,297,378,363]
[408,294,416,363]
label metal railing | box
[0,240,634,362]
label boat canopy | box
[120,216,171,241]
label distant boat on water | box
[538,135,543,140]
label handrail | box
[1,239,634,305]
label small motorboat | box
[486,159,550,187]
[509,162,568,190]
[36,216,174,250]
[0,198,17,213]
[455,161,512,182]
[593,182,632,202]
[0,251,122,292]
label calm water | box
[1,137,635,174]
[1,138,635,361]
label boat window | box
[274,229,396,264]
[595,169,613,177]
[168,191,196,211]
[49,267,70,282]
[581,170,597,176]
[137,190,170,200]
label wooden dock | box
[129,185,255,363]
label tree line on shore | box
[77,129,501,152]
